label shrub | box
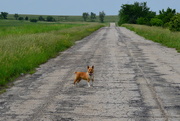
[169,13,180,31]
[137,17,147,25]
[39,16,45,21]
[150,18,163,26]
[47,16,55,22]
[30,19,38,22]
[25,16,29,21]
[163,22,170,28]
[18,17,24,20]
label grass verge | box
[0,21,104,88]
[122,24,180,52]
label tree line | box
[0,11,106,23]
[118,2,180,31]
[82,11,106,23]
[0,12,57,22]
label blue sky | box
[0,0,179,15]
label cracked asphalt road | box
[0,23,180,121]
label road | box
[0,23,180,121]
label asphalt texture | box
[0,23,180,121]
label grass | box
[122,24,180,52]
[0,20,104,87]
[0,20,82,37]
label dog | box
[74,66,94,87]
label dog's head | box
[87,66,94,76]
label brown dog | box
[74,66,94,87]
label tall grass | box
[122,24,180,52]
[0,20,82,37]
[0,21,104,86]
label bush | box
[25,16,29,21]
[18,17,24,20]
[30,19,38,22]
[169,13,180,31]
[137,17,147,25]
[150,18,163,26]
[47,16,55,22]
[163,22,170,28]
[39,16,45,21]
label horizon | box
[0,0,179,16]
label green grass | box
[0,20,104,87]
[122,24,180,52]
[0,20,82,37]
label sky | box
[0,0,179,15]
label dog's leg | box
[73,80,76,85]
[87,82,90,87]
[74,79,78,85]
[77,79,81,83]
[74,78,81,86]
[91,76,94,86]
[87,79,91,87]
[77,79,81,86]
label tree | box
[118,2,155,25]
[39,16,45,21]
[46,16,55,22]
[1,12,8,19]
[30,19,38,23]
[25,16,29,21]
[14,13,19,20]
[169,13,180,31]
[90,12,96,22]
[158,7,176,26]
[18,17,24,20]
[82,12,89,21]
[99,11,105,23]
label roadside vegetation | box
[0,20,104,88]
[0,11,113,91]
[118,2,180,53]
[122,24,180,52]
[118,2,180,32]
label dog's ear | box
[87,66,89,69]
[92,66,94,69]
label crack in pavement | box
[0,24,180,121]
